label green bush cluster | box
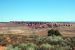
[5,43,37,50]
[0,29,75,50]
[48,29,61,36]
[5,43,72,50]
[5,36,74,50]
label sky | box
[0,0,75,22]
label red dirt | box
[0,46,5,50]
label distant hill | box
[0,21,75,37]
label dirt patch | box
[0,45,5,50]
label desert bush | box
[50,45,72,50]
[19,43,37,50]
[35,36,46,45]
[65,46,72,50]
[26,43,37,50]
[1,34,75,50]
[5,43,37,50]
[48,29,61,36]
[5,45,13,50]
[64,37,75,50]
[40,43,52,50]
[46,36,64,45]
[14,47,21,50]
[18,43,27,50]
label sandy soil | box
[0,46,5,50]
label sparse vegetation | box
[0,29,75,50]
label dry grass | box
[0,24,75,37]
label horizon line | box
[0,21,75,23]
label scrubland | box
[0,25,75,50]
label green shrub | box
[26,43,37,50]
[35,36,46,45]
[18,43,27,50]
[5,45,14,50]
[5,44,21,50]
[46,36,64,45]
[13,47,21,50]
[50,45,72,50]
[40,43,52,50]
[48,29,61,36]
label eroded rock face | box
[0,21,72,29]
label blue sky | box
[0,0,75,22]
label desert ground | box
[0,23,75,50]
[0,24,75,37]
